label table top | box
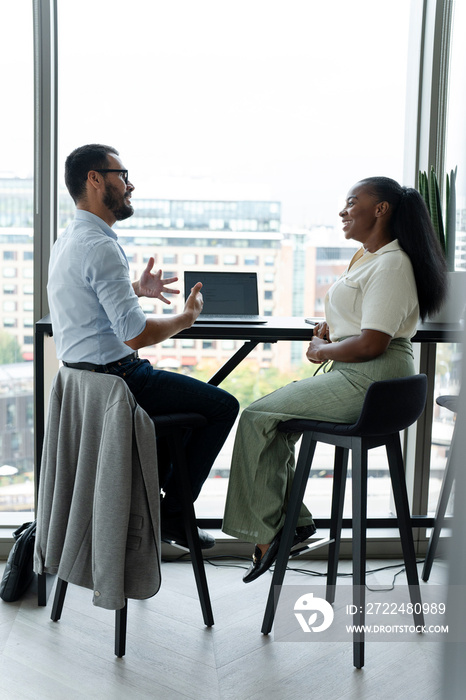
[36,314,463,344]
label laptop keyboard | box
[200,315,260,320]
[196,314,267,324]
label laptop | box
[184,270,268,323]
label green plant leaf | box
[418,170,430,210]
[427,167,446,252]
[445,167,457,271]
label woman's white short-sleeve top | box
[325,239,419,341]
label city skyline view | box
[0,1,460,531]
[3,0,411,229]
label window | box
[210,219,224,229]
[223,255,237,265]
[244,255,258,266]
[26,399,33,427]
[6,401,16,429]
[0,0,453,558]
[183,253,197,265]
[203,255,218,265]
[426,1,465,532]
[3,267,17,278]
[0,1,33,526]
[3,285,17,295]
[54,0,426,533]
[445,1,466,273]
[317,247,358,260]
[11,433,22,452]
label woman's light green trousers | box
[222,339,415,544]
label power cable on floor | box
[163,552,427,591]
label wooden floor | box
[0,553,448,700]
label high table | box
[34,314,463,527]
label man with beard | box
[47,144,239,549]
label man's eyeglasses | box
[94,169,129,184]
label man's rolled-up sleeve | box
[86,240,147,342]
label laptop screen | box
[184,271,260,315]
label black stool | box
[422,395,458,582]
[151,412,214,629]
[51,412,214,658]
[261,374,428,669]
[51,578,129,658]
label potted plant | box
[418,166,465,323]
[418,166,457,271]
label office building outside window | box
[2,1,456,544]
[0,1,34,524]
[55,0,413,522]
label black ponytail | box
[359,177,448,321]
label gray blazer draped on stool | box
[34,367,161,610]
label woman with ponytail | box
[223,176,448,582]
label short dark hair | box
[64,144,119,203]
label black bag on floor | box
[0,521,36,602]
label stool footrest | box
[289,537,333,558]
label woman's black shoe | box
[243,533,282,583]
[293,522,316,545]
[242,522,316,584]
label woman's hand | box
[306,321,331,363]
[306,329,392,365]
[306,337,330,364]
[313,321,330,340]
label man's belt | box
[62,351,138,372]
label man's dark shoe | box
[161,519,215,550]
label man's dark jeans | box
[107,356,239,516]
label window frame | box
[25,0,456,557]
